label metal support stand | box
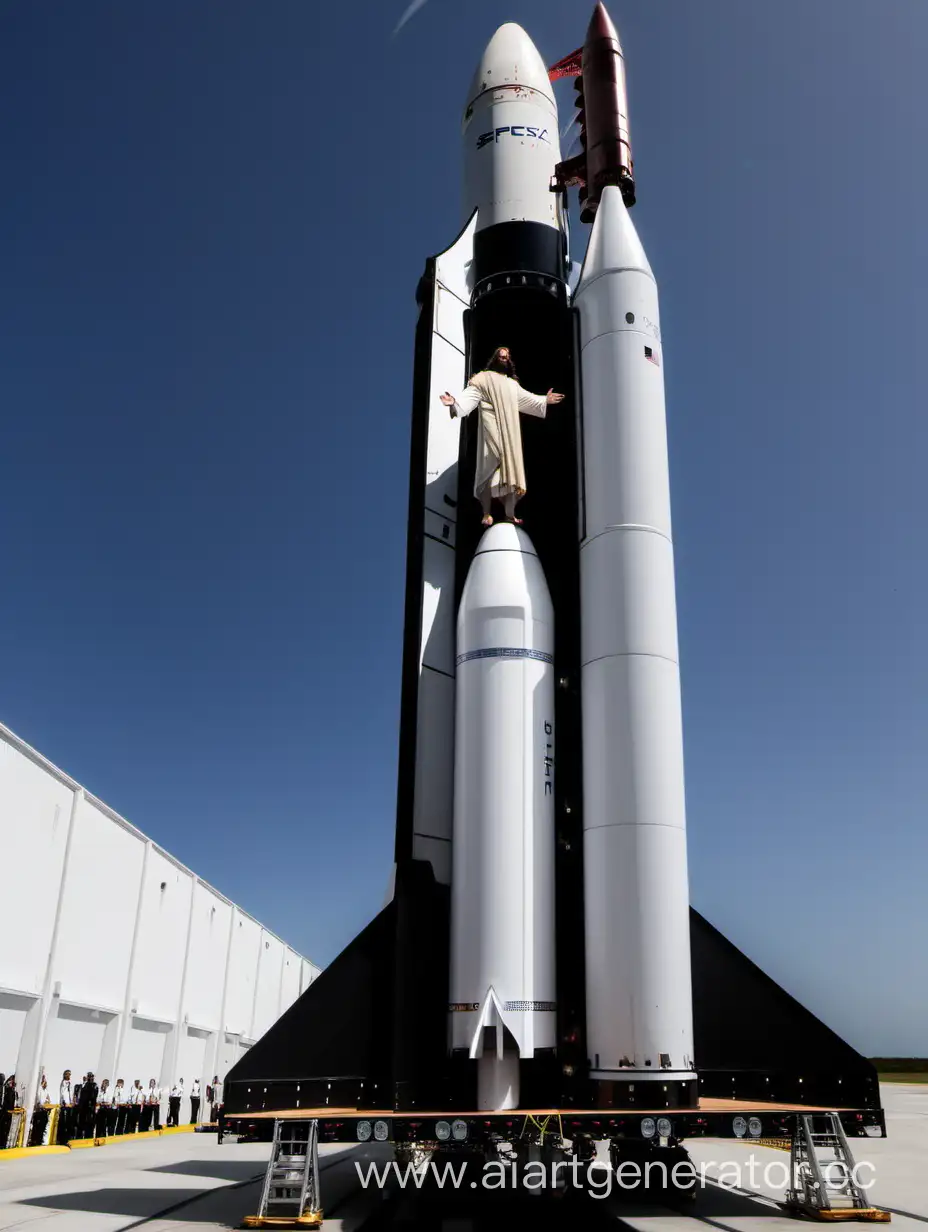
[784,1113,889,1222]
[244,1119,322,1229]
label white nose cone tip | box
[450,523,556,1110]
[576,185,654,293]
[465,23,556,111]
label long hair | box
[483,347,517,381]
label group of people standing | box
[2,1070,224,1148]
[52,1072,171,1143]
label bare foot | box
[481,514,494,526]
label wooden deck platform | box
[231,1097,854,1121]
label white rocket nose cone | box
[576,185,653,292]
[474,521,538,557]
[465,23,555,111]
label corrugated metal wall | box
[0,721,320,1120]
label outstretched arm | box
[440,385,480,418]
[517,387,565,418]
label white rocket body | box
[574,186,696,1085]
[462,24,563,235]
[449,524,556,1111]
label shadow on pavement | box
[691,1183,786,1218]
[146,1158,264,1182]
[20,1180,262,1222]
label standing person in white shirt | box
[95,1079,114,1138]
[28,1076,53,1146]
[167,1078,183,1127]
[189,1078,201,1124]
[127,1080,143,1133]
[58,1070,74,1144]
[113,1080,127,1135]
[142,1079,161,1131]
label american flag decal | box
[644,345,660,367]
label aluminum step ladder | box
[244,1119,322,1229]
[785,1113,889,1222]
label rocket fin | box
[223,860,452,1116]
[691,909,880,1108]
[467,988,507,1060]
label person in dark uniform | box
[189,1078,201,1124]
[1,1074,20,1149]
[77,1072,98,1139]
[0,1074,9,1149]
[207,1076,220,1124]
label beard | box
[488,355,516,379]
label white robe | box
[452,370,547,499]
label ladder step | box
[254,1118,319,1223]
[784,1111,890,1224]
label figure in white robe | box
[440,347,564,525]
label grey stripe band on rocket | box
[456,647,554,666]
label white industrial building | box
[0,720,320,1121]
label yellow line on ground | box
[69,1124,198,1148]
[4,1123,200,1159]
[0,1145,71,1161]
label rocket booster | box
[576,187,695,1089]
[450,525,556,1111]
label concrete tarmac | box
[0,1135,370,1231]
[0,1084,922,1230]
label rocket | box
[574,132,696,1098]
[450,524,556,1112]
[222,3,884,1143]
[406,2,695,1109]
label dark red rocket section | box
[552,3,636,219]
[582,2,635,214]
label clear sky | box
[1,0,925,1055]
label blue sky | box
[1,0,924,1055]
